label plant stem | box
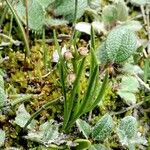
[53,30,68,129]
[140,6,147,25]
[110,96,150,115]
[0,33,20,45]
[23,96,63,130]
[5,0,30,56]
[134,73,150,91]
[146,5,150,54]
[144,58,150,83]
[0,5,8,27]
[9,14,13,37]
[74,0,78,25]
[25,0,29,40]
[42,27,48,71]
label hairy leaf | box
[14,104,36,129]
[120,76,139,93]
[0,129,5,147]
[117,75,139,105]
[98,26,137,64]
[36,0,55,8]
[54,0,88,22]
[106,27,137,63]
[89,144,110,150]
[0,74,4,89]
[116,0,128,21]
[0,87,7,108]
[119,116,137,139]
[15,0,54,31]
[45,18,68,27]
[15,0,44,31]
[92,114,114,141]
[76,119,92,139]
[102,5,118,24]
[119,21,142,31]
[117,116,138,147]
[130,0,150,6]
[117,91,136,105]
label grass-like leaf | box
[5,0,30,56]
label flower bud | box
[78,47,88,56]
[64,51,73,61]
[67,73,76,84]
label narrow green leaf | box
[5,0,30,56]
[63,58,86,130]
[89,70,109,111]
[144,59,150,83]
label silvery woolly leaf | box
[117,91,136,105]
[0,129,5,147]
[116,0,128,21]
[105,27,137,63]
[116,116,146,149]
[88,0,101,9]
[119,76,139,93]
[122,63,143,75]
[118,116,137,140]
[15,0,45,32]
[92,114,114,141]
[54,0,88,22]
[45,18,68,27]
[117,75,139,105]
[119,21,142,31]
[130,0,150,6]
[25,120,60,145]
[41,121,59,142]
[92,21,106,35]
[102,5,118,24]
[36,0,55,8]
[75,22,91,35]
[97,26,138,64]
[0,74,6,108]
[0,87,7,108]
[0,75,4,89]
[76,119,92,139]
[75,21,106,35]
[14,104,36,129]
[89,144,110,150]
[131,132,147,145]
